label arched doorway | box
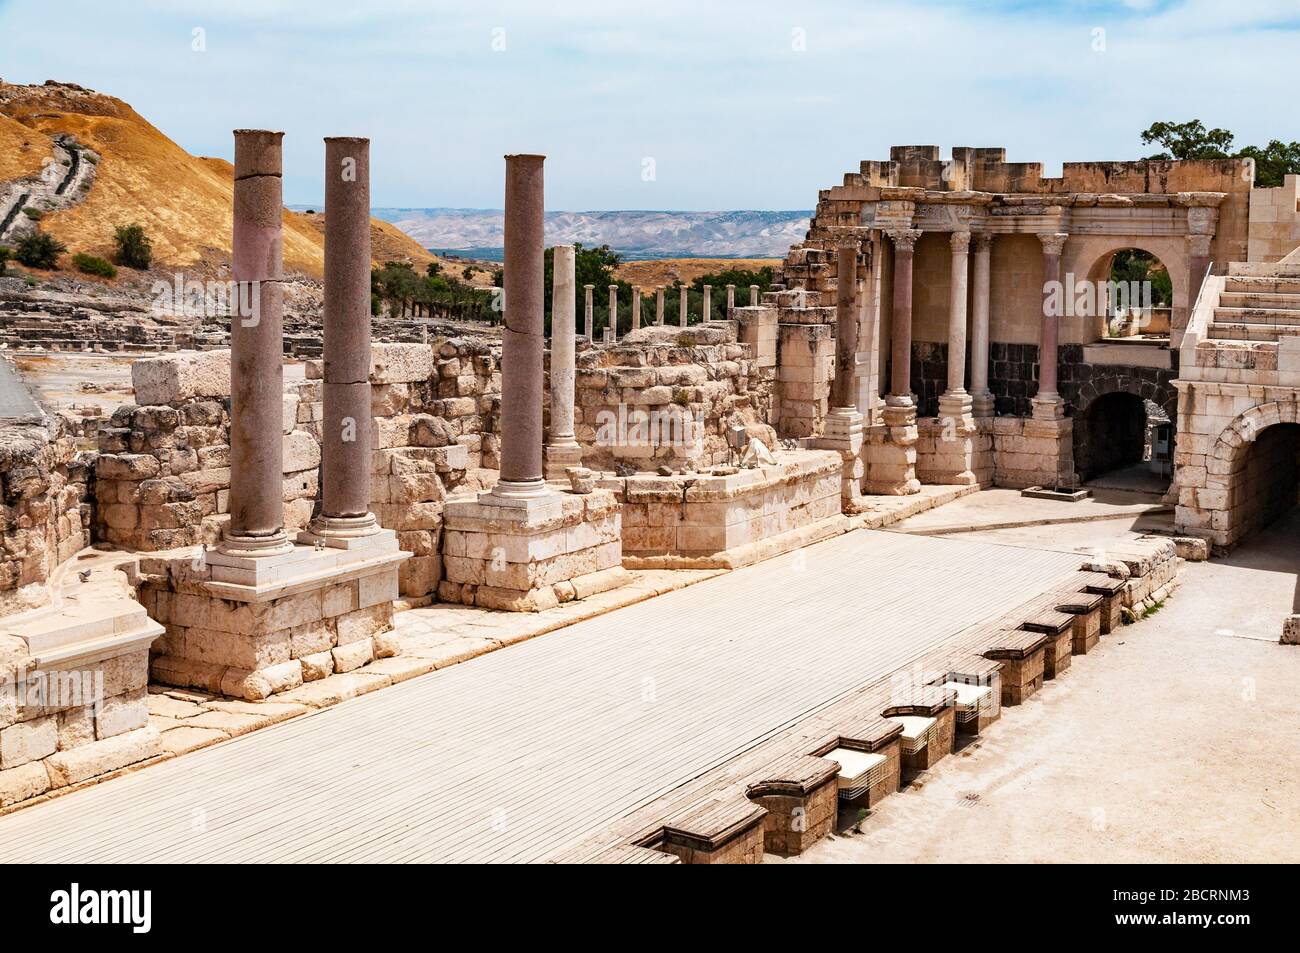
[1073,386,1174,492]
[1102,248,1174,338]
[1230,422,1300,543]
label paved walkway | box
[0,358,40,419]
[0,529,1082,863]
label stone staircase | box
[1210,264,1300,342]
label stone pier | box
[814,240,866,511]
[441,155,628,612]
[148,130,407,701]
[545,244,583,479]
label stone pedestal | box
[440,489,629,612]
[991,415,1075,489]
[863,402,920,495]
[145,533,408,700]
[917,408,992,486]
[815,409,865,511]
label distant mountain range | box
[363,208,812,260]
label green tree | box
[1140,120,1236,160]
[1140,120,1300,188]
[14,231,66,269]
[1110,249,1173,308]
[113,223,153,269]
[0,246,9,276]
[1235,139,1300,189]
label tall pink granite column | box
[222,129,292,558]
[493,154,548,500]
[887,229,921,406]
[1036,232,1067,416]
[307,136,379,541]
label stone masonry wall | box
[0,414,91,614]
[568,323,777,471]
[92,342,494,598]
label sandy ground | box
[784,507,1300,864]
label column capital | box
[949,230,971,253]
[887,228,922,253]
[584,284,594,290]
[1039,232,1068,255]
[973,232,995,253]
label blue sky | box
[1,0,1296,209]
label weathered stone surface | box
[0,714,57,769]
[132,351,232,406]
[44,725,161,788]
[0,761,50,807]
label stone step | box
[1223,276,1300,295]
[1207,322,1300,341]
[1213,306,1300,326]
[1218,291,1300,310]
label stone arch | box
[1202,399,1300,548]
[1065,236,1188,340]
[1070,374,1175,483]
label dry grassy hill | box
[0,81,434,277]
[614,257,779,288]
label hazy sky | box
[2,0,1297,209]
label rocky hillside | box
[0,80,434,278]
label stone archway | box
[1200,400,1300,548]
[1068,236,1189,340]
[1071,373,1177,484]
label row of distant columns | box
[577,283,760,341]
[882,228,1067,419]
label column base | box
[298,512,383,550]
[1031,394,1066,420]
[484,478,554,505]
[543,442,585,481]
[217,528,294,559]
[863,404,920,495]
[813,407,865,512]
[970,390,995,418]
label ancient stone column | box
[938,231,972,419]
[703,285,712,321]
[970,233,995,416]
[307,136,379,542]
[679,285,688,327]
[608,284,618,341]
[750,285,759,307]
[222,129,292,558]
[832,242,859,410]
[493,154,548,500]
[545,244,581,478]
[887,229,921,406]
[1035,232,1067,417]
[726,284,735,313]
[1188,234,1212,305]
[631,285,642,330]
[584,284,594,339]
[655,286,665,325]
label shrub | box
[112,223,153,270]
[14,231,67,269]
[0,246,9,276]
[72,253,117,278]
[21,207,42,221]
